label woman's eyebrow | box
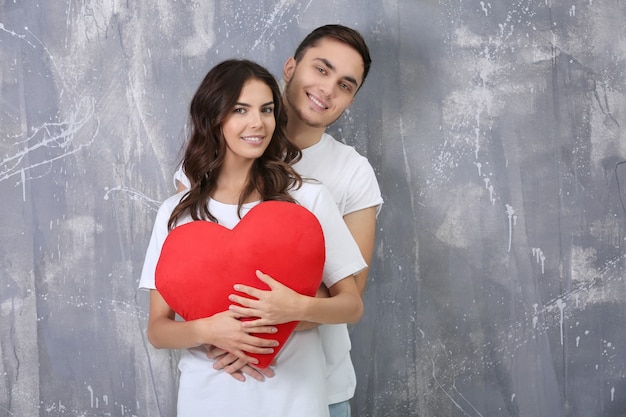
[234,101,275,107]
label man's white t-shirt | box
[292,133,383,404]
[139,181,366,417]
[174,133,383,405]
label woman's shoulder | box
[163,191,186,209]
[155,191,187,221]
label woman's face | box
[222,78,276,164]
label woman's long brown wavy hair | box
[168,59,302,230]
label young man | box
[174,25,382,417]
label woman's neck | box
[212,159,260,204]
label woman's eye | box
[316,67,326,74]
[233,107,246,114]
[262,107,274,114]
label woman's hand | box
[228,270,307,326]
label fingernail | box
[233,284,241,291]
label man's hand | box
[206,345,275,382]
[204,310,279,364]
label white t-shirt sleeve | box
[173,164,191,190]
[138,196,180,290]
[344,156,383,217]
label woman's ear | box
[283,57,296,83]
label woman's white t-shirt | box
[139,181,366,417]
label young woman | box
[139,59,365,417]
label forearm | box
[231,272,363,327]
[343,207,377,296]
[294,321,319,331]
[147,315,206,350]
[354,268,369,295]
[296,291,363,324]
[295,284,329,330]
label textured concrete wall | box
[1,1,625,416]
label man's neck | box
[285,109,326,150]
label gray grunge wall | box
[1,1,625,416]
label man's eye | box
[316,67,326,74]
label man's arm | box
[294,205,377,331]
[342,206,378,294]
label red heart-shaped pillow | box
[155,201,325,368]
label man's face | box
[283,38,364,129]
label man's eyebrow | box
[313,57,359,88]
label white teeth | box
[309,95,326,109]
[242,136,262,142]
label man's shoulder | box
[321,133,369,162]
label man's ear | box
[283,57,296,82]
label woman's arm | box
[147,289,279,362]
[228,270,364,327]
